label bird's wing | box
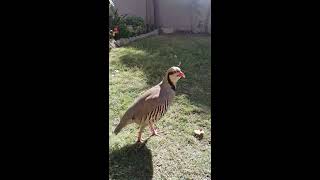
[125,85,167,121]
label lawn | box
[109,34,212,180]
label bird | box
[113,66,186,143]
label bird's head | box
[166,66,186,85]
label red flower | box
[113,26,119,33]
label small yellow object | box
[194,129,204,139]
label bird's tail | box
[114,122,125,135]
[113,118,131,135]
[114,108,134,135]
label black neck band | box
[167,73,176,91]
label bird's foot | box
[136,137,144,144]
[151,130,159,136]
[155,128,165,134]
[152,129,166,136]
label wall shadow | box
[109,140,153,180]
[116,35,211,108]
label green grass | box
[109,34,212,180]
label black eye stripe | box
[168,70,180,75]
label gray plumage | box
[113,66,185,142]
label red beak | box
[178,71,185,78]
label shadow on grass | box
[116,35,211,108]
[109,139,153,180]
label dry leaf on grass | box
[194,129,204,139]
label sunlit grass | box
[109,34,212,179]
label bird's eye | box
[169,71,178,75]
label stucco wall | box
[114,0,211,33]
[114,0,147,21]
[155,0,193,31]
[208,12,211,34]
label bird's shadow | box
[109,138,153,180]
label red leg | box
[136,126,145,143]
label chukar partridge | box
[114,66,185,143]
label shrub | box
[111,9,127,30]
[124,16,145,35]
[118,22,132,39]
[110,10,146,39]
